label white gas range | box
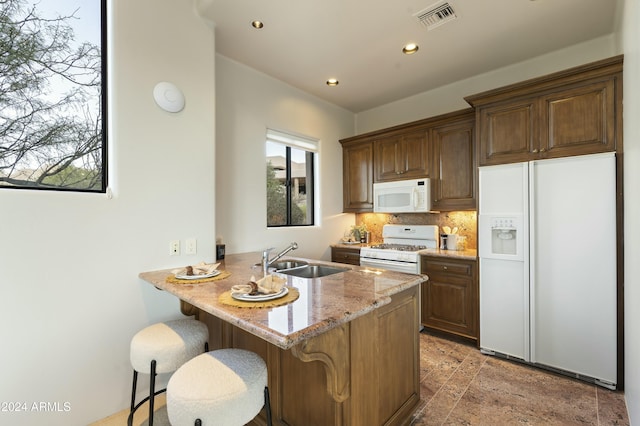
[360,225,439,274]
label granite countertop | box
[331,242,371,248]
[139,252,426,350]
[418,247,477,260]
[331,242,477,260]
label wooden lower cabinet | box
[331,246,361,265]
[198,286,420,426]
[421,256,478,341]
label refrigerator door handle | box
[527,161,535,364]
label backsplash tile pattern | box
[356,211,477,248]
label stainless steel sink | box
[270,259,309,271]
[278,264,350,278]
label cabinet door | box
[541,78,617,158]
[421,257,478,340]
[403,131,430,179]
[375,136,403,181]
[477,98,539,166]
[374,131,429,182]
[343,141,373,212]
[373,287,420,423]
[431,115,476,211]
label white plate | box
[175,270,221,280]
[231,287,289,302]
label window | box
[266,129,316,227]
[0,0,106,192]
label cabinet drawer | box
[331,247,361,265]
[422,258,472,276]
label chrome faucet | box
[262,242,298,276]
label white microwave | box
[373,178,432,213]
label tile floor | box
[94,331,630,426]
[411,331,630,425]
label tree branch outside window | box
[0,0,106,192]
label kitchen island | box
[139,252,426,426]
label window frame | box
[266,129,317,228]
[0,0,108,194]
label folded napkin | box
[172,262,220,277]
[231,274,287,295]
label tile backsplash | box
[355,211,477,249]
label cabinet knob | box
[443,266,448,270]
[532,149,539,153]
[540,148,546,152]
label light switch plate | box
[185,238,197,255]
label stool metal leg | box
[149,359,157,426]
[127,370,138,426]
[264,386,273,426]
[130,370,138,412]
[128,361,164,426]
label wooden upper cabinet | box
[542,79,616,157]
[476,98,538,165]
[341,140,373,212]
[431,110,476,211]
[339,108,477,213]
[374,130,429,182]
[466,55,623,166]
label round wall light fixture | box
[153,82,185,113]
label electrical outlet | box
[185,238,197,255]
[169,240,180,256]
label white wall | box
[356,35,618,134]
[0,1,216,425]
[215,55,355,261]
[622,0,640,422]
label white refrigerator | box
[478,152,617,389]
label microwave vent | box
[414,2,457,30]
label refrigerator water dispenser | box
[491,218,518,255]
[479,214,524,261]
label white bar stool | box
[128,318,209,426]
[167,348,273,426]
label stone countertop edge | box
[331,243,478,260]
[138,252,426,350]
[331,242,371,248]
[419,248,478,260]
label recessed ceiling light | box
[402,43,419,54]
[251,20,264,29]
[326,79,339,86]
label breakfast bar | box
[139,252,426,426]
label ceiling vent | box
[414,2,457,30]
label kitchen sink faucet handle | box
[262,248,274,276]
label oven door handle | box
[360,257,419,273]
